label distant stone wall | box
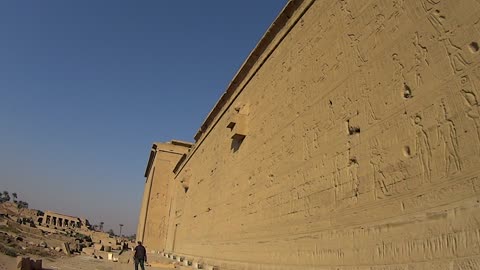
[145,0,480,268]
[40,210,89,230]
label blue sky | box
[0,1,286,234]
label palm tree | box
[99,222,104,232]
[1,191,10,203]
[119,224,124,237]
[12,193,17,203]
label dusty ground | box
[0,216,186,269]
[0,252,188,270]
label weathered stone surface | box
[15,256,31,270]
[93,243,103,251]
[136,141,192,251]
[103,245,111,252]
[63,242,71,255]
[31,259,42,270]
[16,256,23,269]
[138,0,480,269]
[82,247,95,256]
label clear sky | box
[0,1,286,235]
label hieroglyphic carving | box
[413,32,430,87]
[369,139,390,199]
[436,100,462,175]
[392,53,408,100]
[421,0,444,33]
[339,0,355,23]
[443,38,471,75]
[348,156,359,201]
[326,98,337,130]
[302,124,321,161]
[348,34,368,67]
[333,154,342,203]
[368,4,386,50]
[319,63,329,82]
[388,0,405,33]
[421,0,471,75]
[413,115,432,182]
[359,72,380,125]
[460,74,480,148]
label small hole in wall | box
[347,120,361,135]
[403,146,411,157]
[349,157,358,165]
[348,126,360,135]
[403,83,413,99]
[469,42,479,53]
[231,135,245,152]
[227,122,236,131]
[182,183,189,193]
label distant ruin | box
[38,211,91,231]
[138,0,480,269]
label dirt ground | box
[0,213,189,269]
[0,252,189,270]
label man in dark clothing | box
[133,241,147,270]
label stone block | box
[93,243,104,251]
[95,250,108,260]
[31,259,42,270]
[16,256,24,269]
[16,256,31,270]
[193,261,203,269]
[63,242,71,255]
[184,259,192,266]
[82,247,95,256]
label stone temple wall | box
[148,0,480,269]
[136,141,191,251]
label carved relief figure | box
[460,75,480,148]
[443,37,470,75]
[436,100,462,175]
[348,157,360,201]
[339,0,355,23]
[368,5,386,49]
[413,32,429,86]
[361,84,379,125]
[369,139,390,199]
[389,0,405,33]
[348,34,368,67]
[413,115,432,182]
[421,0,470,75]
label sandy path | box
[0,253,187,270]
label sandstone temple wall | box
[136,141,191,251]
[142,0,480,269]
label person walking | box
[133,241,147,270]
